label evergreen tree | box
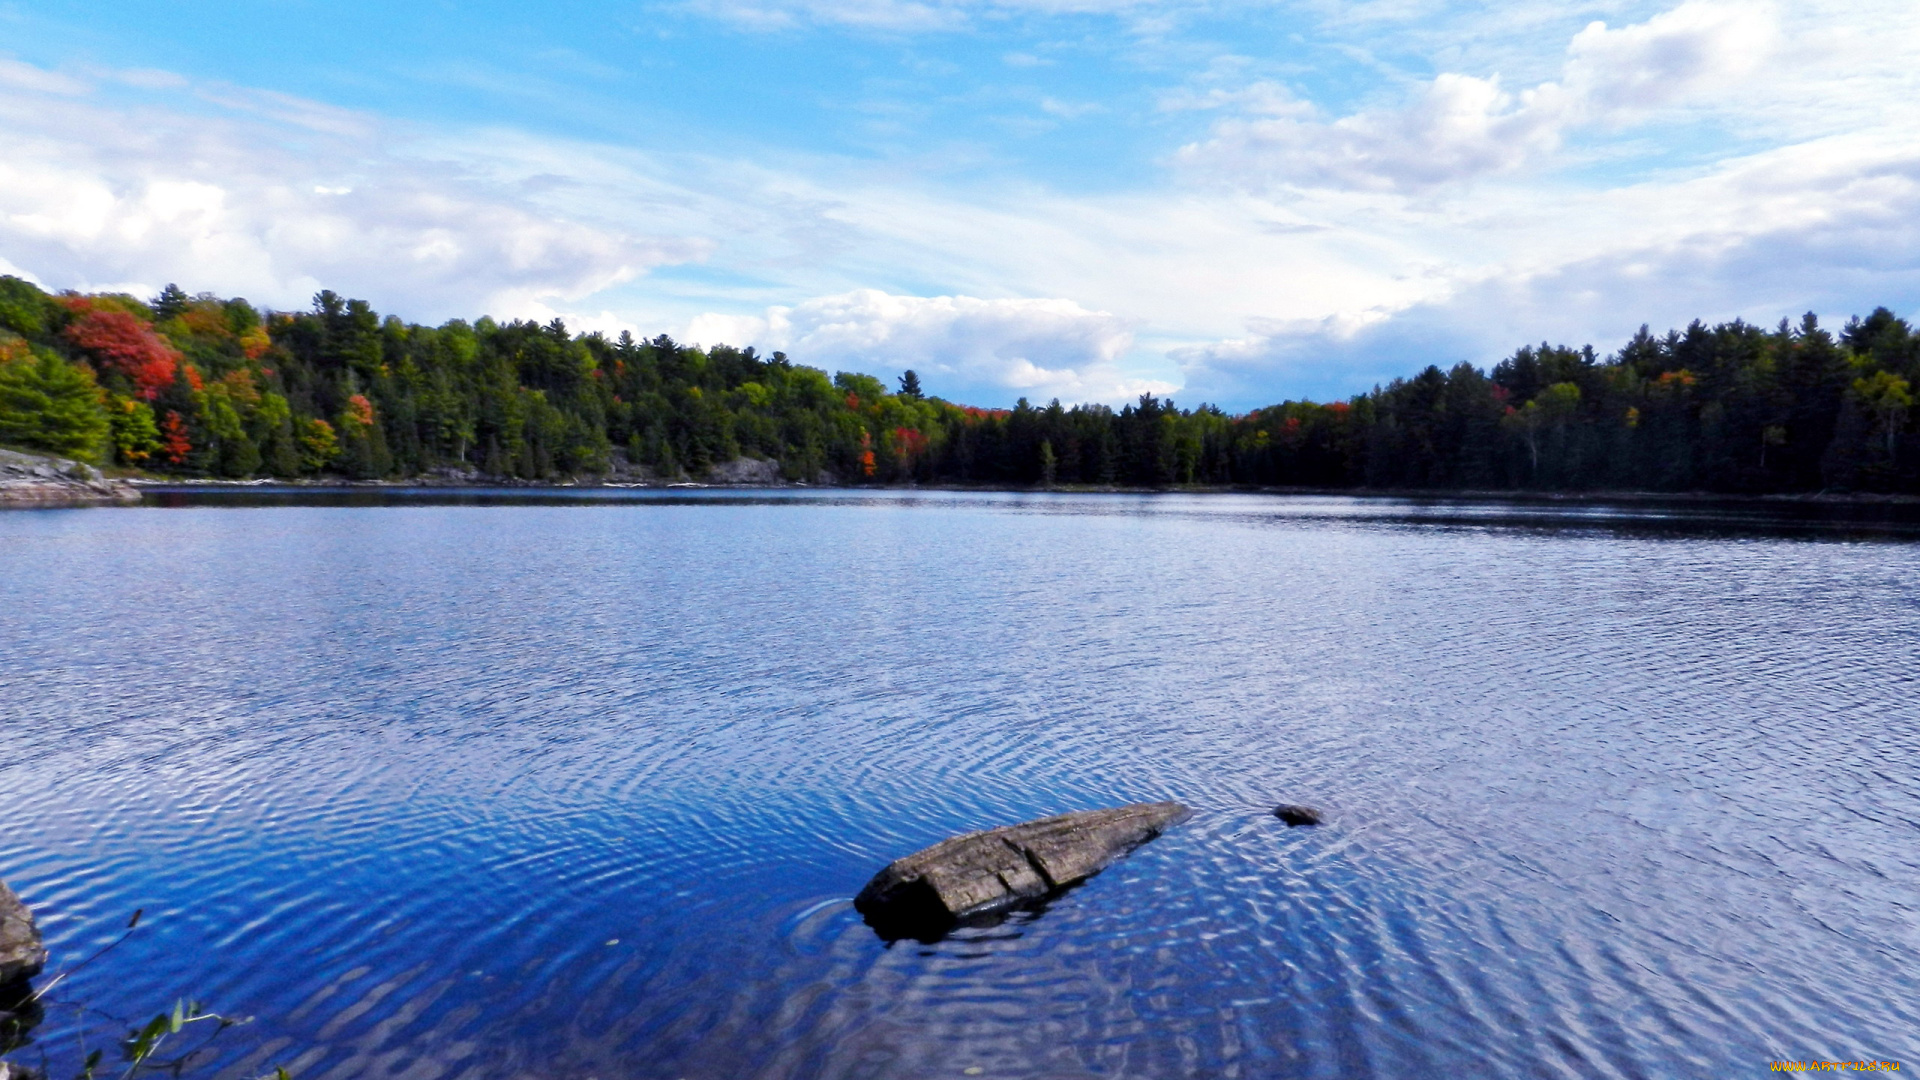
[0,348,111,461]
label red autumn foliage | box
[893,426,928,461]
[345,393,375,428]
[958,406,1010,422]
[858,429,876,477]
[62,308,180,401]
[161,410,192,465]
[182,364,204,392]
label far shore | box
[123,474,1920,506]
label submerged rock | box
[0,881,44,989]
[1273,804,1323,827]
[854,802,1190,939]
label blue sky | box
[2,0,1918,408]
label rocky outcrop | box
[0,449,139,508]
[0,881,44,989]
[1273,804,1323,826]
[706,457,783,485]
[855,802,1190,938]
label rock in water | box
[1273,804,1323,826]
[854,802,1190,938]
[0,881,45,988]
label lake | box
[1,490,1916,1079]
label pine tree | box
[0,350,110,461]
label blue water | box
[1,490,1916,1079]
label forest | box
[0,275,1914,494]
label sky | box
[2,0,1918,409]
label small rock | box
[0,881,45,988]
[855,802,1190,939]
[1273,804,1323,827]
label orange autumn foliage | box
[239,325,272,360]
[219,369,260,408]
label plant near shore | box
[1,911,292,1080]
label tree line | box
[0,275,1914,493]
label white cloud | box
[3,0,1919,415]
[1040,97,1103,119]
[1561,3,1776,116]
[0,59,89,96]
[1178,1,1779,192]
[685,289,1164,402]
[1177,131,1920,403]
[0,66,704,319]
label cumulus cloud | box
[1177,133,1920,405]
[1179,1,1778,192]
[0,63,705,320]
[685,289,1170,402]
[3,0,1918,415]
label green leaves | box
[0,347,111,462]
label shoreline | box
[121,475,1920,507]
[0,448,142,508]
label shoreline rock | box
[0,449,140,509]
[705,456,783,485]
[854,802,1190,939]
[0,880,44,991]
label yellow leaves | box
[1852,370,1913,410]
[1538,382,1582,415]
[300,417,340,471]
[217,368,260,409]
[735,381,771,409]
[179,307,228,338]
[240,324,271,360]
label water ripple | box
[0,492,1915,1078]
